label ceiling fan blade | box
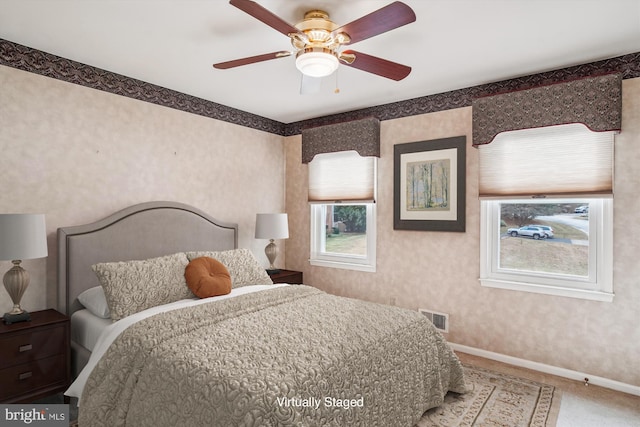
[213,51,291,69]
[332,1,416,45]
[340,50,411,81]
[229,0,302,37]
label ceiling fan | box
[213,0,416,82]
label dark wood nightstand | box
[0,309,71,403]
[269,269,303,284]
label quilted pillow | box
[185,248,273,288]
[92,252,194,321]
[184,257,232,298]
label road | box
[535,214,589,245]
[536,214,589,233]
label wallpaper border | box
[2,38,639,137]
[0,39,286,135]
[287,52,640,135]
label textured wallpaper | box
[2,60,639,389]
[285,79,640,387]
[0,64,286,313]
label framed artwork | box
[394,136,466,231]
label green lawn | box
[500,220,588,276]
[325,233,367,255]
[500,238,588,276]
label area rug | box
[417,365,557,427]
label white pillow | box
[77,286,111,319]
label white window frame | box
[480,198,613,302]
[310,203,376,272]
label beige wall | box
[2,60,638,388]
[0,65,286,313]
[285,78,640,387]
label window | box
[480,198,613,301]
[310,203,376,272]
[477,124,614,301]
[308,151,377,272]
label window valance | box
[472,73,622,146]
[301,117,380,163]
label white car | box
[527,224,554,238]
[507,226,548,240]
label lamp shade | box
[0,214,48,261]
[255,213,289,240]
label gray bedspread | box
[80,285,466,426]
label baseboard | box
[449,343,640,397]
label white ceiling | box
[1,0,639,124]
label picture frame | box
[394,136,466,232]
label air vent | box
[419,309,449,333]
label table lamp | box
[0,214,48,324]
[255,213,289,274]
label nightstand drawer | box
[0,354,67,401]
[0,325,66,368]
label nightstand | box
[269,269,303,284]
[0,309,71,403]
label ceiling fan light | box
[295,51,339,78]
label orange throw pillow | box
[184,257,232,298]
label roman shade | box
[472,73,622,146]
[303,117,380,203]
[478,123,614,198]
[308,151,376,203]
[301,117,380,163]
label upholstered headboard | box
[57,201,238,315]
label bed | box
[58,201,466,427]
